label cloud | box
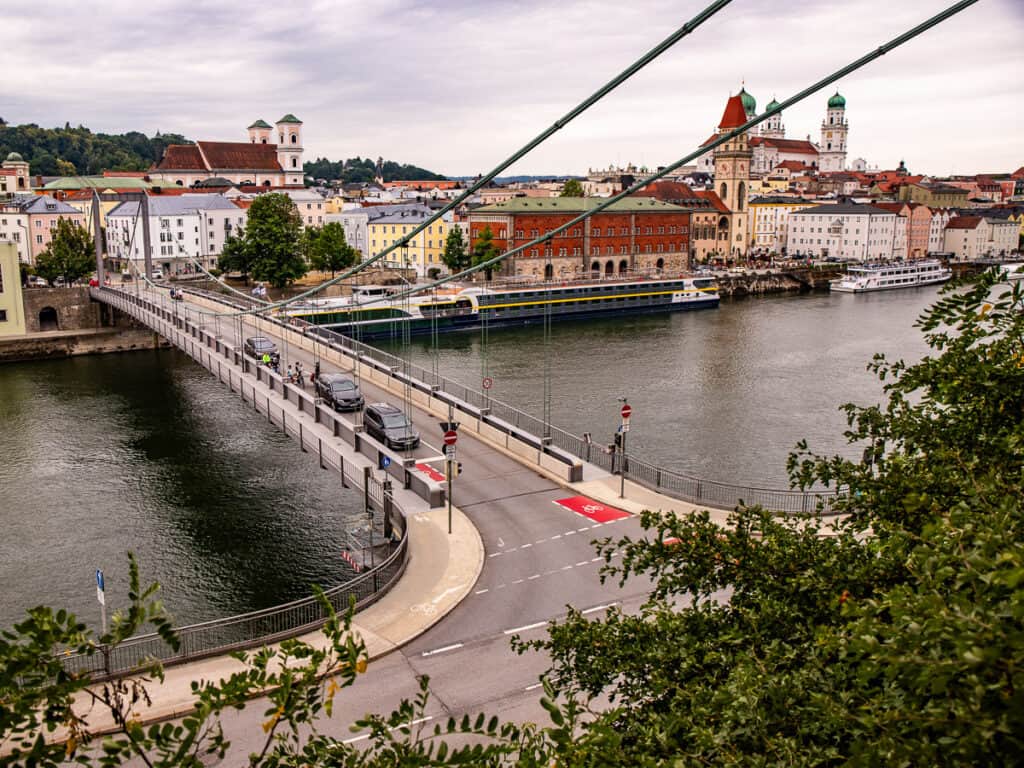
[1,0,1020,176]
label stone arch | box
[591,260,600,275]
[543,263,553,280]
[656,257,665,270]
[39,306,58,331]
[720,182,727,200]
[604,260,614,276]
[291,133,298,144]
[263,180,272,187]
[618,259,629,274]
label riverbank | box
[0,327,167,363]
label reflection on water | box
[0,349,365,630]
[376,287,935,488]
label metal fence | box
[177,284,840,515]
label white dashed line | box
[489,552,502,558]
[528,574,541,580]
[344,716,434,744]
[582,602,619,615]
[591,557,602,563]
[564,530,576,536]
[504,621,547,635]
[475,588,489,595]
[561,565,573,571]
[524,682,543,691]
[520,543,532,549]
[421,643,464,657]
[577,527,589,533]
[550,534,562,540]
[576,561,589,567]
[512,579,524,584]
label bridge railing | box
[125,286,840,515]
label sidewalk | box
[58,500,483,738]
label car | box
[121,270,133,282]
[26,276,48,287]
[316,373,364,412]
[151,269,164,280]
[363,402,420,450]
[243,336,279,365]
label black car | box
[316,373,364,412]
[244,336,279,365]
[363,403,420,450]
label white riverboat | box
[830,259,952,293]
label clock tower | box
[712,93,752,259]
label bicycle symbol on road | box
[410,603,438,616]
[582,504,604,514]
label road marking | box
[554,496,631,523]
[520,543,532,549]
[512,579,524,584]
[489,552,503,558]
[524,682,543,691]
[577,527,589,533]
[591,557,602,563]
[497,537,504,547]
[534,539,546,545]
[504,620,547,635]
[475,588,489,595]
[343,716,435,745]
[550,534,562,540]
[561,565,573,571]
[564,530,576,536]
[576,561,589,567]
[495,583,506,589]
[421,643,464,657]
[528,574,541,580]
[582,602,619,615]
[414,514,430,524]
[432,585,465,604]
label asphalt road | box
[127,289,657,760]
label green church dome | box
[765,97,780,111]
[5,152,24,162]
[738,87,756,114]
[828,91,846,109]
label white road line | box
[564,530,577,536]
[550,534,562,540]
[343,716,435,744]
[582,602,619,615]
[534,538,547,545]
[591,557,602,562]
[495,583,506,589]
[475,588,489,595]
[421,643,464,657]
[512,579,524,584]
[504,620,547,635]
[524,682,543,691]
[489,552,502,558]
[528,574,541,580]
[561,565,573,571]
[520,543,532,549]
[576,561,589,567]
[577,527,589,533]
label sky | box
[2,0,1022,178]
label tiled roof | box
[474,197,685,214]
[774,160,813,172]
[694,190,730,213]
[872,202,908,214]
[15,195,82,214]
[792,201,894,216]
[248,119,272,129]
[107,193,240,218]
[156,144,205,171]
[700,132,720,148]
[1011,166,1024,179]
[198,142,282,172]
[277,114,302,124]
[751,137,819,155]
[631,181,703,206]
[43,176,155,191]
[945,216,982,229]
[717,95,748,130]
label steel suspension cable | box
[188,0,734,318]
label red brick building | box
[467,197,691,279]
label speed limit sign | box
[482,377,493,390]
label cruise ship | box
[281,273,719,338]
[830,259,951,293]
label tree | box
[518,271,1024,765]
[34,218,94,285]
[471,225,501,281]
[217,233,256,284]
[242,193,307,289]
[560,179,584,197]
[55,158,77,176]
[307,221,357,278]
[442,226,469,273]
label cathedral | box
[696,87,849,175]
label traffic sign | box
[380,454,391,469]
[482,376,493,390]
[443,430,458,446]
[620,403,632,420]
[445,445,457,460]
[96,569,105,606]
[438,421,460,433]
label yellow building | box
[747,196,819,255]
[0,243,27,336]
[324,197,346,215]
[367,207,448,277]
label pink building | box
[874,202,932,258]
[0,195,87,264]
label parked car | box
[363,403,420,450]
[26,276,48,287]
[151,269,164,280]
[315,373,364,412]
[243,336,279,366]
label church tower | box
[275,114,304,187]
[713,94,752,259]
[248,119,272,144]
[760,97,785,139]
[819,91,848,172]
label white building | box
[0,209,30,263]
[943,216,1018,260]
[106,194,243,275]
[281,188,326,227]
[326,203,434,259]
[787,201,898,261]
[929,208,957,253]
[747,196,820,255]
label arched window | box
[38,307,58,331]
[18,177,24,188]
[738,182,746,211]
[291,133,298,144]
[543,263,553,280]
[591,261,600,274]
[292,157,298,168]
[261,138,267,144]
[720,183,727,200]
[618,259,629,274]
[605,260,614,276]
[655,257,665,270]
[280,133,284,143]
[263,180,271,187]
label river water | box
[0,286,938,631]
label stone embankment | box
[715,268,841,298]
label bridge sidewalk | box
[59,497,483,739]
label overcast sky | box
[2,0,1021,177]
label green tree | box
[518,272,1024,765]
[560,179,584,197]
[243,193,307,289]
[217,233,256,284]
[441,226,469,273]
[311,221,357,277]
[471,225,501,281]
[34,218,94,285]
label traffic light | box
[613,432,623,449]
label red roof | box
[872,202,908,215]
[1012,166,1024,179]
[945,216,982,230]
[717,95,748,130]
[156,145,205,170]
[197,142,282,171]
[750,136,818,155]
[695,189,730,213]
[774,160,812,172]
[701,132,720,148]
[632,181,700,205]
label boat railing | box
[452,268,691,294]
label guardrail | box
[69,288,414,680]
[167,284,839,515]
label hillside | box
[304,156,445,183]
[0,121,191,176]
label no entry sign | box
[620,403,632,420]
[443,430,458,446]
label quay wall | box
[0,328,166,364]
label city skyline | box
[2,0,1021,178]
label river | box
[0,286,938,630]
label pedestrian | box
[313,360,320,383]
[262,352,271,367]
[286,364,294,383]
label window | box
[593,227,601,236]
[177,219,183,226]
[36,235,42,244]
[0,310,6,322]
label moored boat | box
[830,259,951,293]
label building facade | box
[873,202,933,258]
[787,201,898,261]
[0,153,31,194]
[942,216,1019,260]
[366,204,449,276]
[468,197,690,279]
[818,92,849,172]
[928,208,957,253]
[0,195,87,264]
[150,114,304,188]
[747,196,819,255]
[711,94,752,260]
[0,242,27,336]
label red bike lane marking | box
[552,496,630,523]
[416,463,446,482]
